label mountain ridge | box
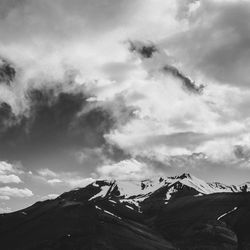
[1,173,250,250]
[59,173,249,205]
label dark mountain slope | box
[0,184,175,250]
[155,192,250,249]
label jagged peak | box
[179,173,192,179]
[169,172,194,180]
[58,172,250,204]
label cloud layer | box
[0,0,249,170]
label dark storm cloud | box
[0,86,115,166]
[0,59,15,85]
[234,145,250,161]
[163,65,204,94]
[128,41,158,59]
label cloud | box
[175,0,200,20]
[64,177,95,188]
[0,174,21,183]
[127,41,204,94]
[0,0,185,176]
[162,65,204,94]
[193,131,250,166]
[129,41,158,59]
[234,145,250,160]
[0,86,119,171]
[0,161,17,173]
[0,206,11,213]
[47,179,62,185]
[0,59,15,85]
[0,186,33,198]
[163,0,250,87]
[41,193,59,200]
[0,161,33,204]
[0,161,22,183]
[97,159,158,180]
[0,0,138,40]
[37,167,95,188]
[37,168,57,178]
[100,35,249,166]
[0,0,143,88]
[0,0,181,94]
[0,195,10,200]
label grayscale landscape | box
[0,0,249,249]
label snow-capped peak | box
[58,173,250,209]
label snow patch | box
[125,205,134,210]
[194,193,203,197]
[103,209,121,219]
[89,185,110,201]
[217,207,238,221]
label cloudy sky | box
[1,0,250,212]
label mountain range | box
[0,173,250,250]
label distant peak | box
[169,173,193,180]
[179,173,192,179]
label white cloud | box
[37,168,94,188]
[0,174,21,184]
[37,168,57,178]
[47,179,62,185]
[41,193,59,200]
[0,196,10,200]
[0,207,11,213]
[64,177,95,188]
[97,159,158,180]
[197,138,237,162]
[0,161,16,174]
[0,186,33,198]
[0,161,22,183]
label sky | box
[0,0,250,212]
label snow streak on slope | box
[217,207,238,220]
[89,185,111,200]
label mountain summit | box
[61,173,248,207]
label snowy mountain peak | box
[177,173,192,179]
[58,173,249,209]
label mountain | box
[0,173,250,250]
